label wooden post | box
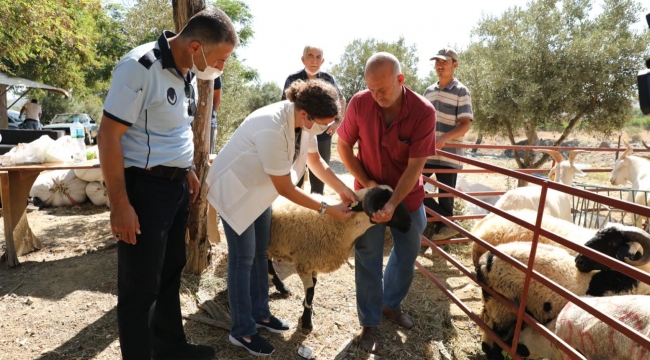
[172,0,214,274]
[0,170,43,268]
[0,85,8,129]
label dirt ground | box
[1,129,649,360]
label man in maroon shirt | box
[337,52,437,352]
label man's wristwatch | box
[319,202,328,215]
[189,164,197,171]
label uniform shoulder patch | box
[137,49,161,70]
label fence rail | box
[418,143,650,359]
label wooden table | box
[0,161,100,267]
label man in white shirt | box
[20,99,42,130]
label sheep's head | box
[360,186,412,233]
[575,223,650,272]
[539,150,586,185]
[610,140,634,186]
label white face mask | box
[191,46,223,81]
[304,67,319,76]
[303,115,331,136]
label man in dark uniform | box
[281,45,346,194]
[97,8,238,360]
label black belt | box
[128,165,190,181]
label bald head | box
[365,52,401,76]
[364,52,405,109]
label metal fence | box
[418,144,650,360]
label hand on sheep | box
[337,187,359,205]
[371,202,395,224]
[326,203,354,221]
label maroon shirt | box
[337,87,437,212]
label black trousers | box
[423,164,458,226]
[117,169,190,359]
[296,136,332,195]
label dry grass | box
[174,234,486,360]
[4,130,649,359]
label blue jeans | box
[222,207,272,338]
[355,204,426,327]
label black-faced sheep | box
[493,150,586,222]
[610,140,650,229]
[575,222,650,273]
[477,242,650,359]
[470,209,644,267]
[517,295,650,360]
[267,186,412,330]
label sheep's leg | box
[299,272,317,331]
[267,259,290,295]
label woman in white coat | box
[206,79,357,356]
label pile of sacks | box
[29,146,109,208]
[30,168,109,207]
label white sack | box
[86,181,109,206]
[74,168,103,182]
[29,170,88,207]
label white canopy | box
[0,72,71,98]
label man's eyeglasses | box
[184,82,197,117]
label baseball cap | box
[430,48,458,62]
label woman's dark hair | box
[179,7,239,47]
[285,79,340,120]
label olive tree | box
[330,37,426,99]
[457,0,650,170]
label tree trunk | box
[506,113,586,188]
[516,122,540,187]
[172,0,214,274]
[471,132,483,154]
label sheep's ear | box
[616,243,634,261]
[362,187,412,232]
[362,187,392,222]
[574,166,587,177]
[386,202,412,233]
[621,140,633,159]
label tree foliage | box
[244,81,281,114]
[123,0,254,48]
[0,0,129,92]
[330,37,426,99]
[458,0,650,168]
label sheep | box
[471,209,582,266]
[477,241,650,359]
[517,295,650,360]
[610,140,650,229]
[456,176,501,215]
[470,209,644,267]
[575,222,650,273]
[493,150,586,222]
[266,186,412,330]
